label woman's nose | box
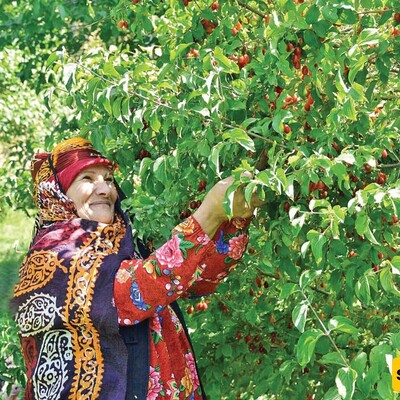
[95,179,113,195]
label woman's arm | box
[114,173,262,325]
[114,216,217,325]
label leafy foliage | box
[1,0,399,398]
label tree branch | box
[235,0,268,18]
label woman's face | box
[66,165,118,224]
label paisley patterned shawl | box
[12,139,137,400]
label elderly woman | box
[12,137,258,400]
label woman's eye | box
[82,176,93,181]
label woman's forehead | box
[79,165,114,175]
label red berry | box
[393,215,399,224]
[186,305,195,314]
[211,1,219,10]
[118,20,129,29]
[232,27,238,35]
[245,333,252,343]
[349,250,356,258]
[198,179,207,191]
[283,124,291,134]
[236,331,243,340]
[378,252,384,260]
[382,149,388,159]
[394,12,400,22]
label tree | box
[1,0,399,398]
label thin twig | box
[302,290,350,368]
[380,163,400,169]
[235,0,268,18]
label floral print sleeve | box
[185,216,251,297]
[114,216,217,326]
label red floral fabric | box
[114,215,250,399]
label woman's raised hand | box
[193,172,263,238]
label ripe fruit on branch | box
[196,300,208,311]
[211,1,219,10]
[382,149,388,158]
[198,179,207,192]
[186,304,195,314]
[201,19,217,34]
[118,20,129,29]
[283,124,291,134]
[186,48,199,58]
[238,54,250,69]
[348,250,356,258]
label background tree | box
[1,0,399,398]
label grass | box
[0,209,33,317]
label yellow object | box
[393,357,400,392]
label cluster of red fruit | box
[186,300,209,314]
[287,42,302,70]
[236,331,268,354]
[201,18,217,34]
[180,199,202,219]
[304,89,314,111]
[231,21,242,36]
[309,180,329,199]
[182,0,192,6]
[229,53,250,69]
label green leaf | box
[358,28,380,46]
[350,352,367,376]
[222,128,255,151]
[377,373,393,399]
[320,352,347,366]
[214,46,239,73]
[292,300,308,333]
[348,55,368,84]
[45,52,59,69]
[279,283,299,299]
[170,43,192,61]
[343,98,357,120]
[322,6,338,23]
[335,367,357,400]
[103,62,120,78]
[380,267,400,297]
[306,4,320,24]
[328,316,359,335]
[297,329,324,367]
[321,387,341,400]
[112,96,122,120]
[306,230,327,265]
[355,275,371,304]
[299,269,320,289]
